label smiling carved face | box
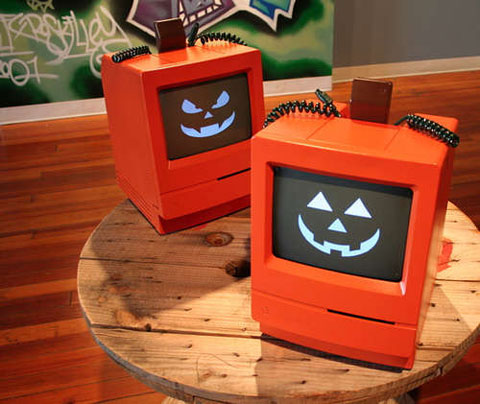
[272,167,413,281]
[298,191,381,257]
[158,73,251,160]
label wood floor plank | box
[1,237,91,266]
[0,318,88,346]
[3,377,161,404]
[416,385,480,404]
[0,348,136,400]
[0,278,77,302]
[0,127,109,146]
[98,391,166,404]
[0,254,82,288]
[0,345,109,380]
[0,164,117,200]
[0,158,115,185]
[0,184,124,224]
[0,227,93,253]
[0,206,118,237]
[0,331,96,362]
[1,115,108,143]
[0,290,82,330]
[0,146,114,172]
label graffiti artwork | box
[127,0,296,34]
[0,7,131,81]
[1,0,333,108]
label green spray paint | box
[1,0,333,107]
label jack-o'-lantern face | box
[272,167,413,281]
[180,90,235,138]
[298,191,381,257]
[159,73,251,160]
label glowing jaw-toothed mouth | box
[298,214,380,257]
[180,111,235,138]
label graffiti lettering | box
[0,55,57,86]
[26,0,55,13]
[0,6,131,86]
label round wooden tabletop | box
[78,201,480,404]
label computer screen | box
[158,73,252,160]
[272,166,413,281]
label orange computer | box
[102,25,264,233]
[251,103,457,369]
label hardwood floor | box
[1,70,479,403]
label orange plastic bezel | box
[251,109,456,368]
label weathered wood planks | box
[78,201,480,403]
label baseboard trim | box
[263,75,332,96]
[1,76,333,125]
[1,98,106,125]
[2,56,479,125]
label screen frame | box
[271,166,413,282]
[158,72,253,161]
[251,117,450,326]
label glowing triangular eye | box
[212,90,230,109]
[307,191,332,212]
[182,99,202,114]
[344,198,372,218]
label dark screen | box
[158,73,252,160]
[273,167,412,282]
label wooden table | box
[78,201,480,403]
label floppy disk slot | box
[217,168,250,181]
[327,309,395,325]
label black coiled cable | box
[263,89,342,128]
[394,114,460,148]
[187,23,246,47]
[112,46,151,63]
